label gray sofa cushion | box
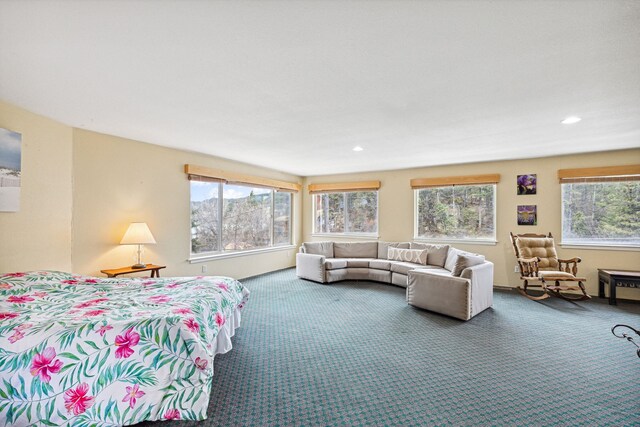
[444,247,483,272]
[388,247,428,265]
[369,259,391,270]
[390,261,422,275]
[334,241,378,258]
[452,254,486,277]
[303,241,334,257]
[345,258,373,268]
[377,242,410,259]
[325,258,347,270]
[410,243,450,267]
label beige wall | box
[303,149,640,299]
[72,129,302,279]
[0,101,73,272]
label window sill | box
[559,242,640,252]
[189,244,296,263]
[311,233,379,240]
[413,238,498,246]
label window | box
[561,180,640,247]
[313,191,378,235]
[190,181,292,256]
[415,184,496,242]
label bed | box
[0,270,249,426]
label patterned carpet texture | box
[145,268,639,427]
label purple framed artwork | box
[517,205,537,226]
[517,174,536,195]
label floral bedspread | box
[0,271,249,426]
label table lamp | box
[120,222,156,268]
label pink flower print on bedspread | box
[7,295,34,303]
[96,324,113,336]
[8,329,24,343]
[164,409,181,420]
[172,307,193,315]
[30,347,63,383]
[148,295,171,304]
[75,298,109,309]
[64,383,95,415]
[122,383,145,409]
[216,282,229,292]
[215,312,225,327]
[183,318,200,333]
[115,328,141,359]
[194,357,208,370]
[0,312,19,320]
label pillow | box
[377,242,410,259]
[388,247,428,265]
[302,241,334,257]
[451,254,486,277]
[410,243,449,267]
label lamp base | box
[131,263,147,269]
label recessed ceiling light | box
[561,116,581,124]
[353,146,364,152]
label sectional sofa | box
[295,241,494,320]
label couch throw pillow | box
[452,254,485,277]
[410,243,449,267]
[388,247,428,265]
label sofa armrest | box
[460,261,494,317]
[296,253,326,283]
[407,270,472,320]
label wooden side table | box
[598,269,640,305]
[100,264,166,278]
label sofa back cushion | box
[388,247,428,265]
[333,241,378,258]
[377,242,410,259]
[451,254,486,276]
[444,247,485,272]
[302,241,334,257]
[410,243,450,267]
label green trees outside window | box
[562,181,640,246]
[314,191,378,235]
[416,184,495,241]
[191,181,292,255]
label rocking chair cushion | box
[515,237,560,269]
[538,271,576,279]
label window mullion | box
[343,192,349,233]
[218,183,223,252]
[270,190,275,247]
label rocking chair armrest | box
[558,257,581,276]
[516,257,540,277]
[558,257,581,264]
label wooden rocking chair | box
[510,232,591,301]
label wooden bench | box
[598,269,640,305]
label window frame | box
[413,183,497,245]
[560,180,640,250]
[189,181,295,262]
[311,190,379,238]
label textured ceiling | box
[1,0,638,176]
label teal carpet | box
[144,268,639,426]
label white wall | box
[0,101,73,272]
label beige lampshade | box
[120,222,156,245]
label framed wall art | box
[0,128,22,212]
[517,174,536,195]
[517,205,537,226]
